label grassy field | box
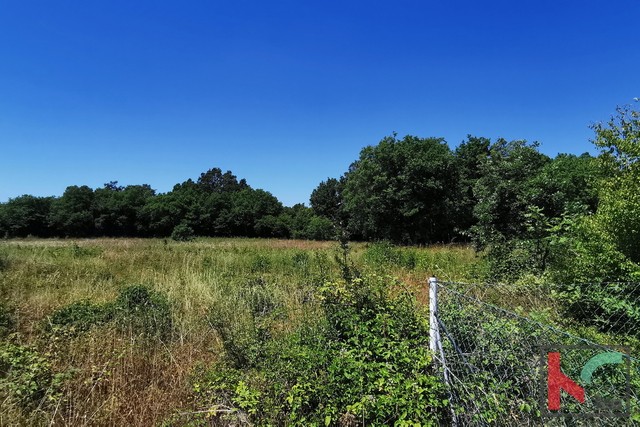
[0,238,478,426]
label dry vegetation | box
[0,238,477,426]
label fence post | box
[429,276,439,353]
[429,276,458,426]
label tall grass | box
[0,237,478,425]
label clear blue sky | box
[1,1,639,206]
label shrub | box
[111,285,173,341]
[0,344,70,411]
[250,255,271,273]
[305,216,334,240]
[171,223,195,242]
[362,241,418,270]
[207,278,276,368]
[198,274,448,425]
[46,300,110,336]
[437,301,542,423]
[71,243,103,258]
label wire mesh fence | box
[432,280,640,426]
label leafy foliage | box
[111,284,173,341]
[171,223,195,242]
[0,343,70,411]
[310,177,348,226]
[46,300,111,336]
[198,274,448,425]
[343,134,459,244]
[0,195,54,238]
[46,285,173,341]
[50,185,96,237]
[540,102,640,333]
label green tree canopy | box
[50,185,95,237]
[470,139,551,250]
[588,102,640,263]
[310,177,347,225]
[0,195,54,238]
[343,134,458,244]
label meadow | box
[0,238,478,426]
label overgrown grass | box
[0,237,478,425]
[3,237,637,424]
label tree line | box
[2,102,640,285]
[0,168,334,241]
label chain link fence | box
[430,279,640,426]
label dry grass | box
[0,237,479,426]
[45,327,220,426]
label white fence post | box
[429,276,439,353]
[429,276,458,426]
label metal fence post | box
[430,276,458,426]
[429,276,439,353]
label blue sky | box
[1,1,639,206]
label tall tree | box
[343,134,459,244]
[93,182,155,236]
[588,102,640,263]
[454,135,491,233]
[0,195,54,237]
[50,185,95,237]
[310,177,347,225]
[229,189,283,236]
[197,168,249,194]
[470,139,551,250]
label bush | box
[305,216,334,240]
[207,278,277,368]
[197,274,448,425]
[0,344,69,411]
[45,285,174,343]
[46,300,111,336]
[437,301,542,423]
[171,223,195,242]
[250,255,271,273]
[111,285,173,341]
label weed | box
[197,274,448,425]
[0,237,479,424]
[71,243,103,258]
[0,249,8,271]
[111,284,173,341]
[0,302,15,338]
[0,343,70,412]
[250,254,271,273]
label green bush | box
[171,223,195,242]
[111,285,173,340]
[250,255,271,273]
[198,274,448,425]
[46,300,111,336]
[437,302,542,423]
[305,216,334,241]
[0,344,70,411]
[44,285,173,341]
